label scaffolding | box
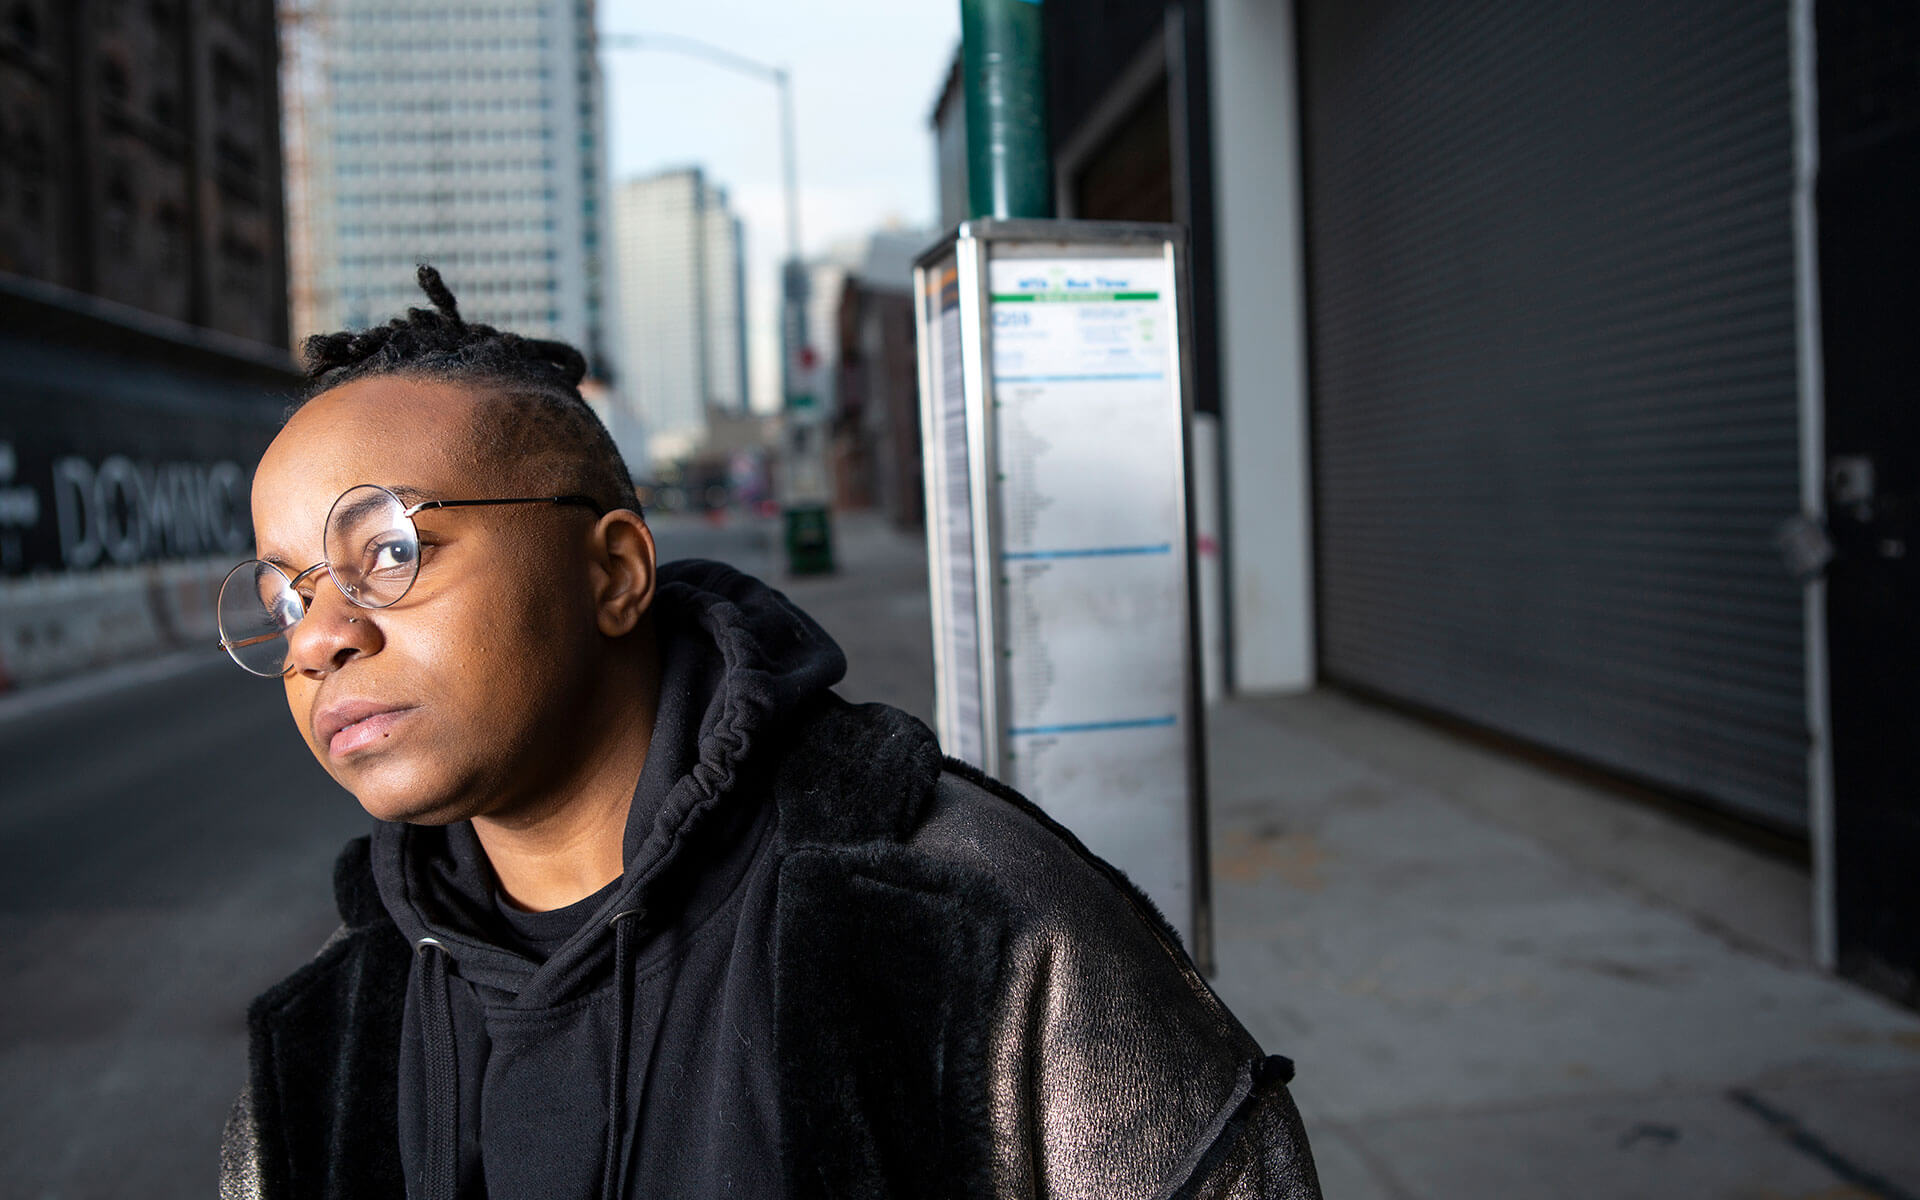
[277,0,336,343]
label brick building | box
[0,0,289,348]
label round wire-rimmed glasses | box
[216,484,605,676]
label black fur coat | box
[220,699,1322,1199]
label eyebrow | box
[331,487,404,529]
[256,484,447,567]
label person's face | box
[251,375,627,824]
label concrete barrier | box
[0,557,230,691]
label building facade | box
[0,0,290,347]
[830,229,926,529]
[282,0,616,376]
[611,167,747,466]
[0,0,298,689]
[933,0,1920,1001]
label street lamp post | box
[599,34,832,571]
[598,35,801,309]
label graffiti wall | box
[0,283,298,688]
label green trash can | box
[783,503,834,575]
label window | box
[99,55,130,105]
[156,203,185,272]
[103,170,135,256]
[10,1,40,51]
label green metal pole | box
[961,0,1053,219]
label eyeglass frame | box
[216,486,608,674]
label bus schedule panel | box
[913,221,1207,961]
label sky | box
[596,0,960,411]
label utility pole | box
[960,0,1053,219]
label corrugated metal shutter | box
[1298,0,1806,828]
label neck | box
[473,630,661,912]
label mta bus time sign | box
[912,219,1212,966]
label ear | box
[587,510,656,637]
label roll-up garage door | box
[1297,0,1806,828]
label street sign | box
[913,219,1211,964]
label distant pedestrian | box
[215,265,1321,1199]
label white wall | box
[1207,0,1316,691]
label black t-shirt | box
[491,879,618,963]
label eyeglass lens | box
[323,484,421,609]
[215,485,422,676]
[216,560,306,676]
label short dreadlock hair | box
[295,264,638,515]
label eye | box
[270,591,305,630]
[256,572,310,621]
[367,536,418,575]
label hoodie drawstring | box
[601,908,647,1200]
[415,937,460,1200]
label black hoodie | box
[370,560,846,1200]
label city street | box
[5,511,1920,1198]
[9,1,1920,1196]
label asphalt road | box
[0,513,852,1199]
[0,653,365,1197]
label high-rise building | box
[612,167,748,466]
[281,0,617,378]
[0,0,290,346]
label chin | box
[333,758,474,826]
[355,792,472,826]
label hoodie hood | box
[370,557,847,1007]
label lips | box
[313,698,418,759]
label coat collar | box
[771,697,945,850]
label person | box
[217,266,1321,1200]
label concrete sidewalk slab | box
[1207,691,1920,1199]
[1327,1080,1917,1199]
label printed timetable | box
[913,223,1210,963]
[988,253,1191,927]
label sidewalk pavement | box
[1208,694,1920,1199]
[808,509,1920,1199]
